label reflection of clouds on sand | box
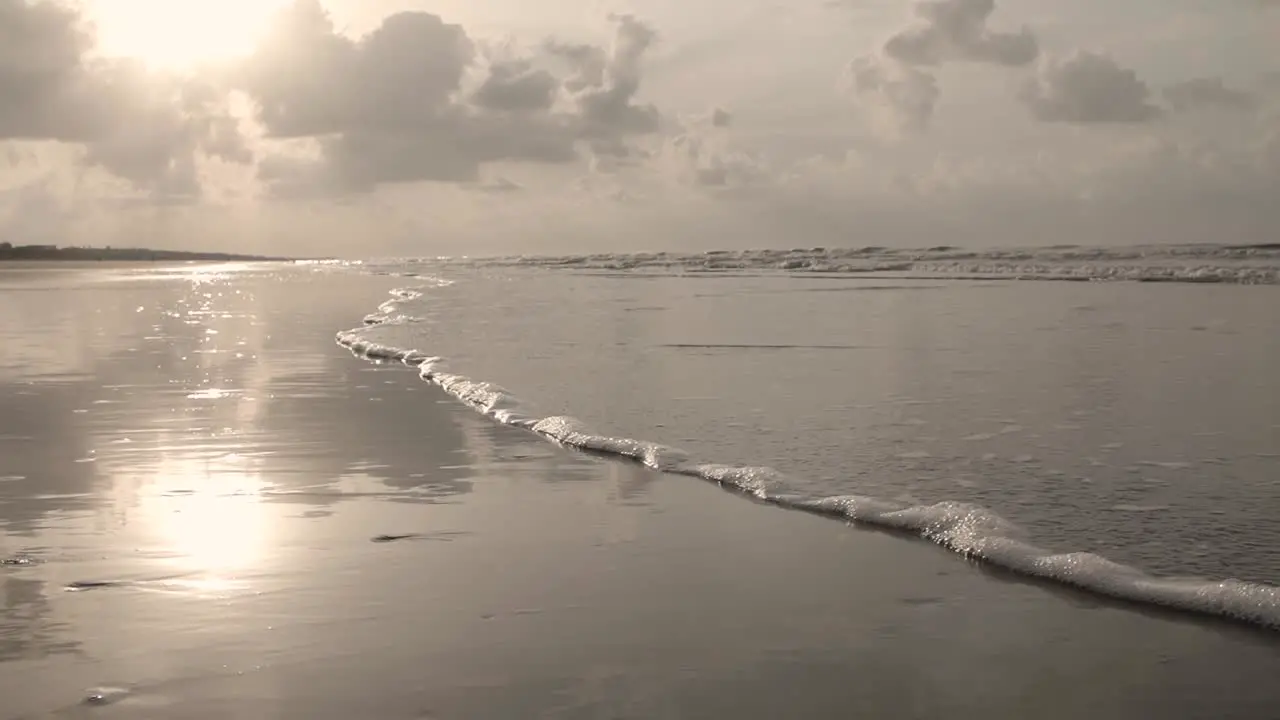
[0,265,500,538]
[0,263,672,673]
[0,377,101,535]
[251,358,479,508]
[347,277,658,504]
[0,264,490,665]
[0,573,79,662]
[606,460,659,506]
[0,275,145,382]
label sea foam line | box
[337,311,1280,633]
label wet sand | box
[1,263,1278,719]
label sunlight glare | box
[89,0,290,69]
[147,456,269,576]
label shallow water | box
[3,261,1280,718]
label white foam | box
[336,288,1280,632]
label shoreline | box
[338,328,1280,633]
[0,244,293,263]
[3,263,1279,718]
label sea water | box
[336,243,1280,628]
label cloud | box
[562,14,662,137]
[77,64,251,199]
[3,0,1277,256]
[2,1,667,200]
[1163,77,1259,113]
[0,179,76,245]
[472,60,559,113]
[0,0,252,200]
[848,56,939,137]
[660,132,767,189]
[848,0,1035,137]
[720,115,1280,250]
[237,4,664,196]
[242,4,471,139]
[882,0,1038,67]
[0,0,94,141]
[476,177,522,193]
[1019,51,1161,124]
[676,107,733,131]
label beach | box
[2,262,1279,719]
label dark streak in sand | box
[64,573,192,591]
[65,580,131,591]
[661,343,874,351]
[370,531,469,544]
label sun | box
[88,0,291,69]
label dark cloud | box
[1019,51,1161,124]
[472,61,559,113]
[243,4,472,139]
[241,3,662,196]
[544,42,608,94]
[1163,78,1259,113]
[883,0,1038,68]
[0,0,94,141]
[568,14,661,137]
[0,0,251,199]
[255,108,587,197]
[710,108,733,128]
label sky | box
[0,0,1277,257]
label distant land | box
[0,242,292,263]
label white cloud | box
[883,0,1038,67]
[847,0,1037,136]
[659,132,768,189]
[848,55,940,137]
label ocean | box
[2,246,1279,717]
[341,243,1280,626]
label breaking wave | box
[373,243,1280,285]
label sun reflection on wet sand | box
[114,267,278,591]
[142,455,270,589]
